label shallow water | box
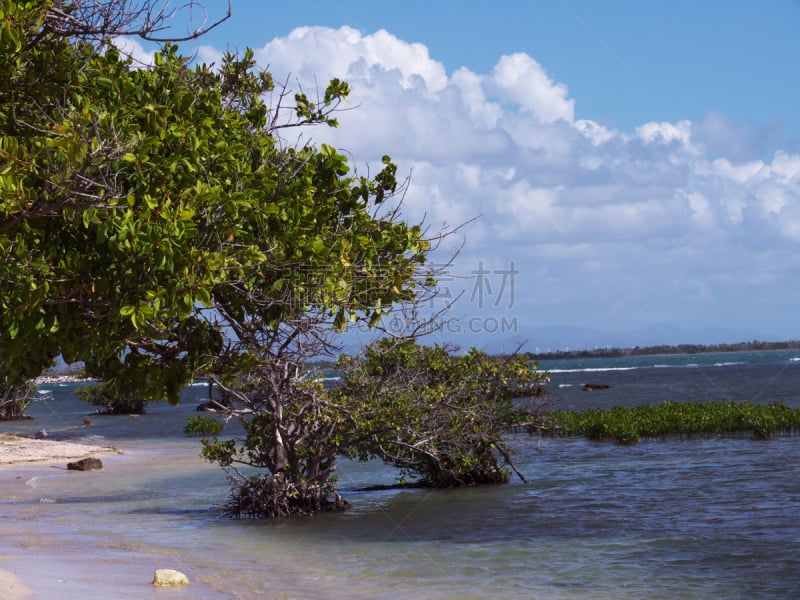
[1,355,800,599]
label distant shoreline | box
[527,340,800,361]
[33,375,95,386]
[29,340,800,381]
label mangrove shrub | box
[336,339,550,487]
[76,382,147,414]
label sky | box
[126,1,800,350]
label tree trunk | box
[222,471,348,518]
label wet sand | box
[0,436,121,599]
[0,568,32,600]
[0,441,231,599]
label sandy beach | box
[0,433,119,467]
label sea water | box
[1,351,799,599]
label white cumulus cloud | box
[487,53,574,123]
[196,26,800,343]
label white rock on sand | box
[153,569,190,587]
[0,434,118,466]
[0,568,33,600]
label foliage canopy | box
[0,1,431,403]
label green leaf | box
[333,309,346,333]
[196,286,212,308]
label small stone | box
[67,457,103,471]
[153,569,189,587]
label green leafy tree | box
[1,1,232,395]
[335,339,550,487]
[183,415,224,437]
[197,170,441,516]
[1,1,427,400]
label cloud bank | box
[196,26,800,346]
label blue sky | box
[126,1,800,350]
[197,1,800,140]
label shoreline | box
[0,435,124,599]
[0,443,231,599]
[32,375,95,386]
[528,341,800,361]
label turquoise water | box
[1,352,800,599]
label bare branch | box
[42,0,232,44]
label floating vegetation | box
[533,400,800,444]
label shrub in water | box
[184,416,224,437]
[77,382,147,414]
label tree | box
[1,1,234,394]
[335,339,550,487]
[201,363,351,518]
[193,148,441,516]
[1,1,427,401]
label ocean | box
[1,349,799,599]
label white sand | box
[0,434,119,467]
[0,568,33,600]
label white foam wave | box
[546,356,772,375]
[549,366,639,374]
